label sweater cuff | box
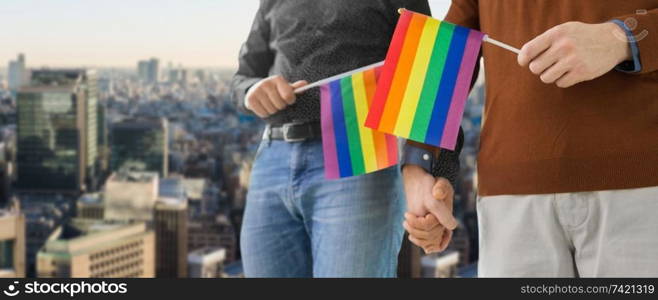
[610,19,642,73]
[614,9,658,74]
[401,129,463,187]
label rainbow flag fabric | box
[321,66,399,179]
[365,10,484,150]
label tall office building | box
[147,58,159,83]
[137,58,159,83]
[110,118,168,177]
[15,69,98,193]
[0,207,26,278]
[137,60,149,82]
[36,219,155,278]
[96,104,110,182]
[7,54,27,94]
[155,177,188,278]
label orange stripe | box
[364,69,388,168]
[378,13,427,133]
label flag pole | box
[399,8,521,54]
[294,60,384,94]
[295,9,521,94]
[483,35,521,54]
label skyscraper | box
[155,177,188,278]
[15,69,98,193]
[137,60,149,82]
[137,58,160,83]
[147,58,159,83]
[7,54,27,95]
[110,118,168,177]
[96,103,110,182]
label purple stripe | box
[440,30,484,150]
[320,85,340,179]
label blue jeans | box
[241,139,405,277]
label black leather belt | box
[263,122,322,142]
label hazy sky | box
[0,0,451,69]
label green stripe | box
[340,77,365,175]
[409,22,455,141]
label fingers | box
[555,72,579,88]
[245,76,306,118]
[409,235,436,253]
[247,98,269,118]
[527,46,560,76]
[403,220,443,240]
[263,85,288,111]
[408,228,453,254]
[291,80,309,90]
[430,178,456,230]
[258,94,278,117]
[518,28,556,66]
[539,60,570,84]
[404,213,439,231]
[273,76,297,105]
[425,196,457,230]
[404,213,454,253]
[437,229,453,252]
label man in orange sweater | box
[402,1,658,277]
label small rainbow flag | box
[321,65,399,179]
[365,9,484,150]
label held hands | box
[402,165,457,254]
[245,75,308,118]
[518,22,632,88]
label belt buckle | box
[282,122,307,143]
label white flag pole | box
[294,10,521,94]
[294,60,385,94]
[483,35,521,54]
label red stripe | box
[365,10,413,129]
[385,134,399,166]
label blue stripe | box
[424,26,469,146]
[330,80,353,177]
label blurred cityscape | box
[0,53,485,278]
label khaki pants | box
[477,186,658,277]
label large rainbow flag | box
[321,65,399,179]
[365,9,484,150]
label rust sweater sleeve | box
[615,8,658,74]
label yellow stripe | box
[352,72,377,173]
[393,18,441,137]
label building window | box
[0,240,14,269]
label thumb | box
[432,178,453,201]
[291,80,308,89]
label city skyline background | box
[0,0,451,69]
